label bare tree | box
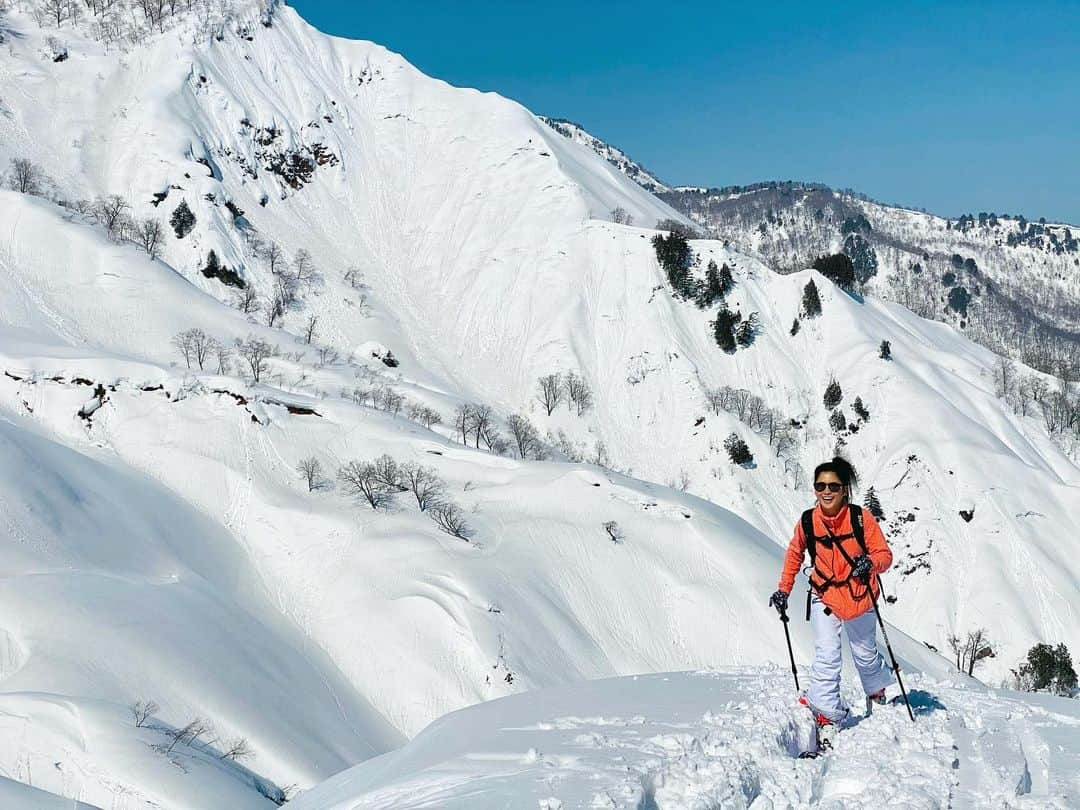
[343,265,364,289]
[993,356,1016,402]
[407,402,443,429]
[746,394,767,430]
[131,699,159,728]
[537,373,564,415]
[137,217,165,260]
[1028,376,1050,405]
[1016,377,1035,417]
[292,248,316,287]
[261,240,285,276]
[429,500,473,541]
[471,405,494,449]
[480,424,508,455]
[171,330,195,368]
[173,328,214,370]
[565,371,594,416]
[732,388,753,421]
[42,0,69,26]
[453,403,476,445]
[214,340,232,375]
[267,273,297,326]
[296,456,325,492]
[400,462,445,511]
[507,413,543,459]
[303,314,318,344]
[8,158,43,195]
[947,628,994,676]
[94,194,130,237]
[375,386,404,415]
[603,520,624,543]
[591,439,610,468]
[371,454,406,492]
[337,460,394,509]
[219,737,254,762]
[160,718,212,755]
[233,286,260,315]
[317,345,340,367]
[235,335,277,382]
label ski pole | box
[779,605,800,692]
[866,576,915,722]
[828,535,916,723]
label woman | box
[769,457,894,748]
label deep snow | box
[0,1,1077,807]
[290,668,1080,809]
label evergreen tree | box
[712,307,738,353]
[853,396,870,421]
[696,260,735,308]
[842,234,879,285]
[802,279,822,317]
[1017,643,1078,696]
[723,432,753,465]
[170,200,196,239]
[823,377,843,410]
[865,486,884,519]
[205,249,221,276]
[947,286,971,317]
[717,262,734,296]
[879,340,892,360]
[735,312,759,347]
[651,231,695,299]
[812,253,856,291]
[790,317,800,336]
[201,249,246,289]
[829,409,847,432]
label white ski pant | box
[807,596,894,722]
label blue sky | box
[292,1,1079,223]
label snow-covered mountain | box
[0,1,1077,807]
[541,121,1080,376]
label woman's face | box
[814,471,847,516]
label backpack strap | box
[849,504,868,555]
[801,509,816,566]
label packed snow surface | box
[291,668,1080,809]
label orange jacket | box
[778,504,892,621]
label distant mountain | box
[542,126,1080,377]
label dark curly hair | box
[813,456,859,491]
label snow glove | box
[850,554,873,582]
[769,589,789,615]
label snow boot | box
[816,717,838,752]
[798,695,839,756]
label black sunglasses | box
[814,482,845,493]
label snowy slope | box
[539,117,671,194]
[291,668,1080,809]
[0,1,1077,807]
